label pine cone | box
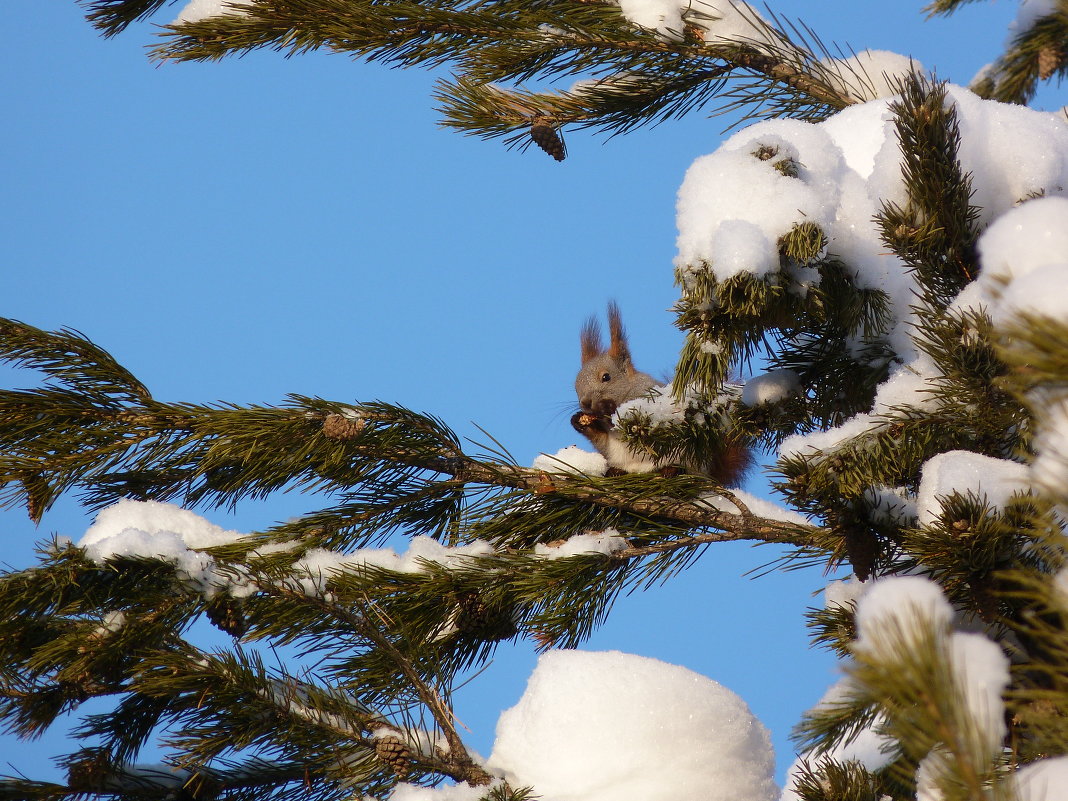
[454,592,518,642]
[1038,44,1064,80]
[67,750,113,791]
[206,596,248,638]
[375,736,412,777]
[530,122,566,161]
[20,471,50,523]
[323,412,366,440]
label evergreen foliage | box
[2,1,1068,799]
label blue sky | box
[1,0,1031,787]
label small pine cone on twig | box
[21,471,51,523]
[375,736,412,777]
[530,119,566,161]
[322,412,366,440]
[206,596,248,638]
[454,591,519,642]
[1038,44,1064,80]
[67,750,114,792]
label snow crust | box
[533,445,608,475]
[487,649,777,801]
[916,450,1030,527]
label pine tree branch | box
[971,9,1068,104]
[434,453,815,545]
[922,0,985,15]
[0,317,825,550]
[83,0,858,144]
[284,586,492,786]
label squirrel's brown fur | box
[571,303,751,486]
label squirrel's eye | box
[601,372,611,382]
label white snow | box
[916,450,1030,527]
[173,0,251,24]
[853,575,953,660]
[862,485,918,525]
[612,0,777,47]
[852,578,1009,771]
[677,85,1068,467]
[533,445,608,476]
[778,357,940,460]
[615,383,680,425]
[823,577,865,611]
[616,0,684,38]
[957,197,1068,325]
[676,121,846,284]
[487,649,777,801]
[1009,0,1059,38]
[99,610,127,633]
[291,536,495,596]
[77,500,498,600]
[78,499,253,597]
[915,749,948,801]
[995,262,1068,325]
[779,412,878,458]
[701,489,811,525]
[1013,756,1068,801]
[534,529,629,559]
[946,631,1010,755]
[391,783,492,801]
[821,50,925,102]
[691,1,779,48]
[1032,397,1068,494]
[870,355,940,413]
[778,675,894,801]
[742,369,800,406]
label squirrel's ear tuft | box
[606,301,632,364]
[580,316,603,364]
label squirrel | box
[570,302,752,485]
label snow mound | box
[487,649,777,801]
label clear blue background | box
[0,0,1034,789]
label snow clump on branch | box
[173,0,251,24]
[79,498,254,598]
[613,0,777,47]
